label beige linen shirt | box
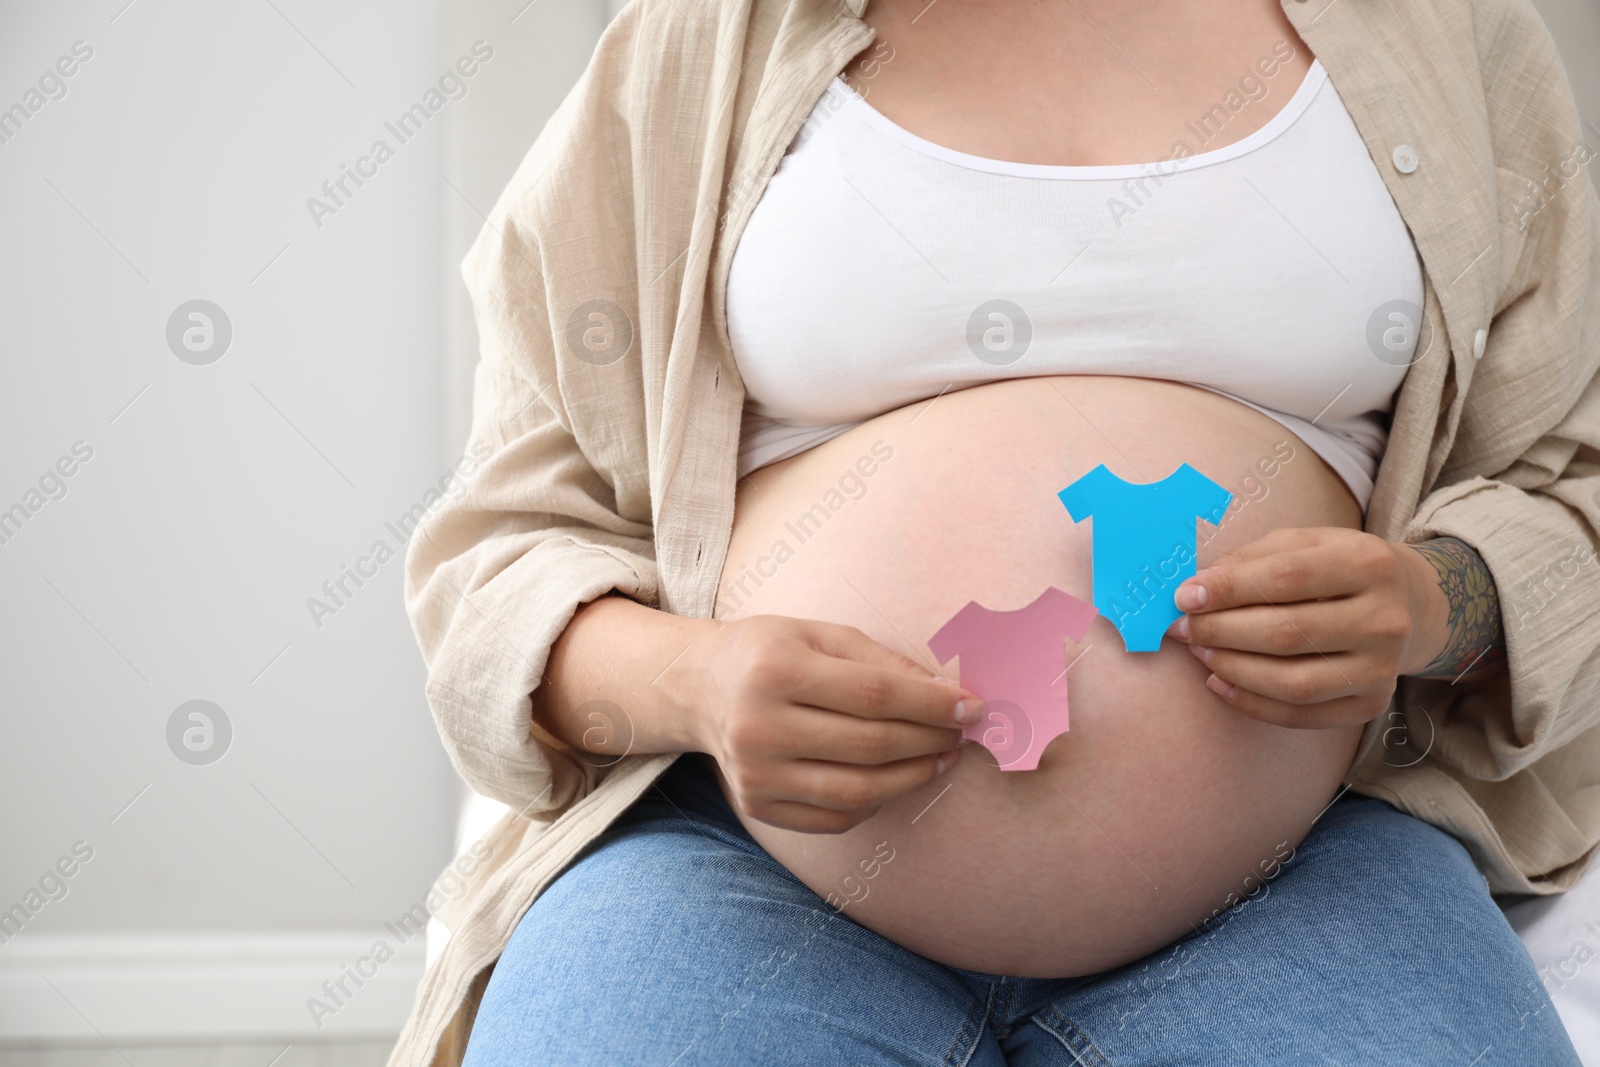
[391,0,1600,1061]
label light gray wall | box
[0,0,462,938]
[0,0,624,1040]
[441,0,611,457]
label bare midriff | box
[710,375,1366,978]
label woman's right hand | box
[666,614,983,834]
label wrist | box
[1395,542,1451,676]
[654,615,721,755]
[1395,536,1508,681]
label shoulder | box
[609,0,832,47]
[1395,0,1593,245]
[482,0,859,251]
[1349,0,1573,106]
[476,0,766,227]
[1443,0,1574,108]
[1329,0,1588,248]
[1434,0,1562,57]
[534,0,835,125]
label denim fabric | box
[462,753,1580,1066]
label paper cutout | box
[1057,463,1233,653]
[926,586,1098,772]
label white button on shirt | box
[1393,144,1420,173]
[1475,327,1489,359]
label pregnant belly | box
[711,375,1366,978]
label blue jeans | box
[463,753,1579,1066]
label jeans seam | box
[942,984,995,1067]
[997,978,1016,1031]
[1035,1006,1113,1067]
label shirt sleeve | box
[927,601,982,665]
[1058,463,1111,522]
[1381,174,1600,786]
[1063,591,1101,642]
[1349,4,1600,895]
[1034,585,1099,644]
[1173,463,1234,527]
[401,48,661,819]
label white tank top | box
[725,60,1425,510]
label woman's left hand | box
[1164,527,1449,729]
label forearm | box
[531,593,716,758]
[1401,536,1507,683]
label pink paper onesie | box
[926,586,1099,772]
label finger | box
[772,704,965,765]
[1179,600,1359,656]
[805,619,946,681]
[1176,543,1365,614]
[1200,526,1347,572]
[1194,644,1365,707]
[789,631,980,730]
[770,751,955,813]
[1206,679,1385,730]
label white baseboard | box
[0,931,424,1041]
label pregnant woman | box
[391,0,1600,1064]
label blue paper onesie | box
[1057,463,1233,652]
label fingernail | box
[1189,643,1212,665]
[1176,583,1209,611]
[1169,615,1191,641]
[936,751,956,775]
[1206,674,1237,702]
[954,699,983,725]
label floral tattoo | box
[1410,536,1507,681]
